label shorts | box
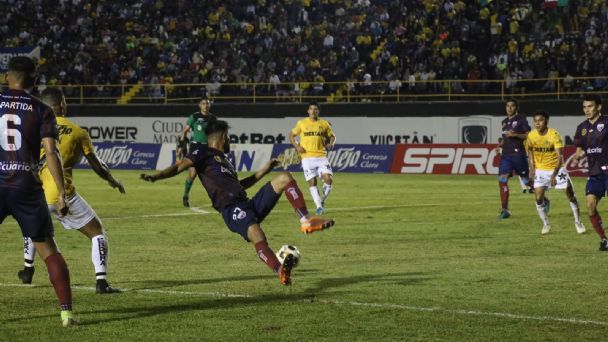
[221,182,280,241]
[48,192,98,230]
[498,154,529,178]
[586,174,608,198]
[188,142,206,155]
[301,157,333,181]
[533,168,570,190]
[0,187,54,242]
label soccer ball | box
[276,244,300,268]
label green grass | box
[1,171,607,341]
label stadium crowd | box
[1,0,608,100]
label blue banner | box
[76,142,161,170]
[272,144,395,173]
[0,47,40,72]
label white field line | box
[102,203,439,220]
[1,283,606,326]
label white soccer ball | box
[276,244,301,268]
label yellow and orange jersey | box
[526,128,564,171]
[291,117,335,159]
[40,116,94,204]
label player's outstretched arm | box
[42,137,69,216]
[140,158,193,182]
[240,158,280,189]
[85,152,125,194]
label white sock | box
[322,183,332,201]
[570,201,581,224]
[23,237,36,267]
[309,186,323,209]
[535,203,550,225]
[91,234,109,280]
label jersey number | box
[0,114,22,151]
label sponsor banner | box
[0,47,40,72]
[272,144,394,173]
[563,146,587,177]
[70,116,587,145]
[77,142,161,170]
[391,144,500,175]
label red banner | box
[390,144,588,176]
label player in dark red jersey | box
[497,98,532,219]
[140,119,335,286]
[0,57,75,326]
[573,94,608,251]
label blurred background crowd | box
[1,0,607,100]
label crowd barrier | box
[76,143,587,177]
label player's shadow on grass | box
[74,272,431,326]
[117,274,276,289]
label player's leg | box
[564,178,585,234]
[248,224,295,286]
[269,171,335,233]
[497,156,513,218]
[12,189,75,326]
[78,219,120,294]
[17,236,36,284]
[303,158,324,212]
[585,175,607,250]
[182,166,196,207]
[318,158,334,213]
[533,184,551,234]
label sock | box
[254,241,281,273]
[535,202,549,225]
[322,183,332,201]
[309,186,323,209]
[183,178,193,198]
[23,237,36,267]
[43,253,72,311]
[498,181,509,210]
[91,234,109,280]
[284,180,309,219]
[569,201,581,224]
[590,213,607,239]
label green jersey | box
[186,112,215,144]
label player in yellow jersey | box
[17,88,125,294]
[289,102,336,215]
[526,110,586,235]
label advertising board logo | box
[458,117,491,144]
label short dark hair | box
[308,101,319,108]
[40,87,64,106]
[583,94,603,105]
[205,118,229,136]
[8,56,36,87]
[505,98,519,109]
[533,110,549,120]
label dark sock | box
[183,179,193,198]
[284,180,309,219]
[254,241,281,273]
[44,253,72,311]
[590,213,607,239]
[499,181,509,210]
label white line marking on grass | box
[189,207,211,214]
[2,283,606,326]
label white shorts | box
[301,157,333,181]
[533,167,571,190]
[48,193,99,230]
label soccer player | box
[497,98,532,219]
[526,110,586,235]
[17,87,124,294]
[178,96,216,207]
[573,94,608,250]
[289,102,336,215]
[0,56,75,326]
[140,119,335,286]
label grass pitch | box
[0,171,607,341]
